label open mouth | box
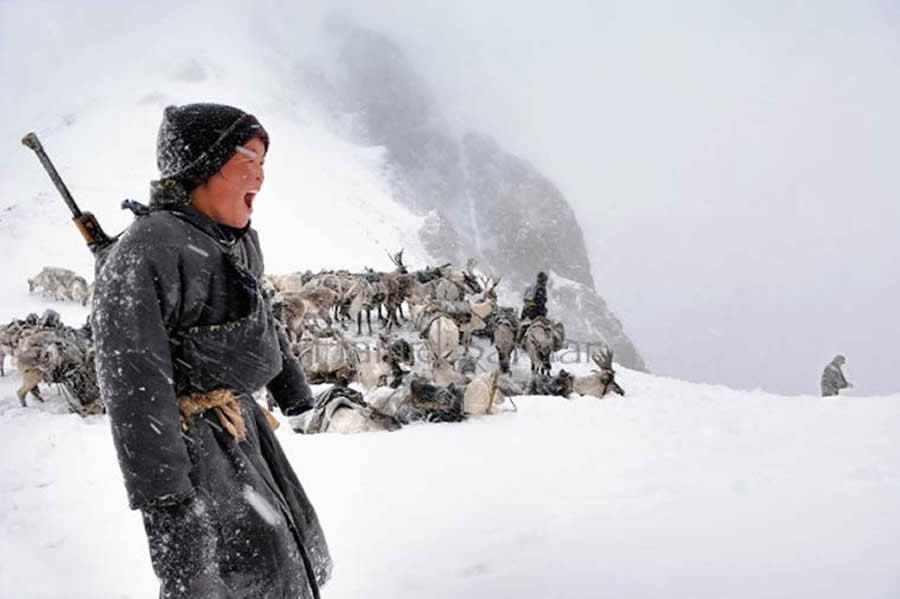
[244,191,257,210]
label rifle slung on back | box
[21,132,114,254]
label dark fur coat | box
[92,205,331,598]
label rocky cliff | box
[326,25,646,371]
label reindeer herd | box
[1,257,625,433]
[262,251,625,433]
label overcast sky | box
[3,0,898,395]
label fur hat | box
[149,103,269,209]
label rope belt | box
[178,389,279,440]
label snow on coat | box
[92,205,331,598]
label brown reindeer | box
[491,306,518,374]
[294,287,339,330]
[573,348,625,398]
[14,326,98,411]
[382,250,412,331]
[521,316,565,375]
[272,293,308,342]
[340,275,381,336]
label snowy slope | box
[0,4,429,316]
[1,360,899,598]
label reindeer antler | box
[387,249,406,269]
[591,347,614,370]
[477,274,502,301]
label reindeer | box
[407,260,483,304]
[266,272,306,293]
[366,271,389,328]
[394,376,466,424]
[447,258,484,298]
[367,368,502,423]
[296,329,360,385]
[364,385,409,418]
[1,312,49,380]
[290,386,400,434]
[528,369,574,397]
[404,263,445,309]
[382,336,415,388]
[413,264,448,285]
[414,274,501,357]
[304,270,359,326]
[432,276,463,302]
[431,356,474,387]
[429,259,483,302]
[339,275,379,335]
[478,273,502,303]
[422,313,459,367]
[13,321,101,413]
[305,270,347,295]
[491,306,519,374]
[358,334,415,390]
[457,275,501,352]
[460,258,484,297]
[28,267,91,306]
[15,330,55,406]
[269,273,342,333]
[282,287,339,332]
[573,348,625,398]
[520,316,565,375]
[462,369,504,415]
[271,293,307,342]
[497,374,527,399]
[382,250,413,330]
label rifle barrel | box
[21,132,82,218]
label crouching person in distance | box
[92,103,332,598]
[821,354,852,397]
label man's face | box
[199,137,266,228]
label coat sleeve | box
[837,368,850,388]
[241,227,314,416]
[92,237,193,510]
[266,313,315,416]
[243,228,315,416]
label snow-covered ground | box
[1,340,898,598]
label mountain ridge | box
[319,24,646,370]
